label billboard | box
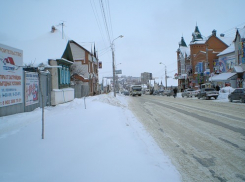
[0,44,23,107]
[25,72,39,106]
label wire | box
[99,0,111,44]
[90,0,107,48]
[106,0,114,40]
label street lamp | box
[111,35,123,97]
[159,62,168,89]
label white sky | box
[1,0,245,86]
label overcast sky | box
[1,0,245,86]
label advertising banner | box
[25,72,39,106]
[0,44,23,107]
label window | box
[58,64,70,87]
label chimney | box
[51,26,56,33]
[220,33,225,37]
[212,29,216,36]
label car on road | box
[197,88,219,100]
[228,88,245,103]
[162,90,173,97]
[153,90,159,95]
[123,90,129,96]
[181,88,195,98]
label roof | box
[179,46,190,57]
[238,27,245,39]
[179,37,187,47]
[233,66,243,73]
[218,36,234,46]
[209,73,237,81]
[1,29,68,67]
[217,43,235,56]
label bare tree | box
[70,62,88,85]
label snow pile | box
[0,93,181,182]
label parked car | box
[162,90,173,96]
[153,90,159,95]
[193,89,200,97]
[197,88,219,100]
[181,88,195,98]
[123,90,129,96]
[228,88,245,103]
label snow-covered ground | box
[0,93,181,182]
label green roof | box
[179,37,187,47]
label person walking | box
[173,87,177,98]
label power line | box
[90,0,107,48]
[99,0,111,44]
[106,0,113,40]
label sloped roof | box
[238,27,245,39]
[1,29,68,67]
[179,46,190,57]
[233,66,243,73]
[217,43,235,56]
[179,37,187,47]
[209,73,236,81]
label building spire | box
[191,23,203,42]
[179,36,187,47]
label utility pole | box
[38,69,45,139]
[160,62,167,89]
[165,65,167,89]
[112,49,116,97]
[111,35,123,97]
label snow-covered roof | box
[238,27,245,39]
[1,29,68,67]
[218,36,234,46]
[179,46,190,57]
[233,66,243,73]
[209,73,236,81]
[189,40,206,45]
[217,43,235,56]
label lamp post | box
[111,35,123,97]
[159,62,167,89]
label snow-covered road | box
[129,94,245,182]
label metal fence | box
[0,71,51,117]
[72,84,90,98]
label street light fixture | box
[159,62,168,89]
[111,35,123,97]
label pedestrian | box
[173,87,177,98]
[215,85,220,91]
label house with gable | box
[61,40,99,97]
[209,27,245,88]
[189,26,231,88]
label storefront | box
[209,73,237,88]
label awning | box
[209,73,237,82]
[233,66,243,73]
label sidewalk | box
[0,93,181,182]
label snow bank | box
[0,93,181,182]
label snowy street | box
[129,94,245,182]
[0,93,181,182]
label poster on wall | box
[0,43,23,107]
[25,72,39,106]
[241,39,245,64]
